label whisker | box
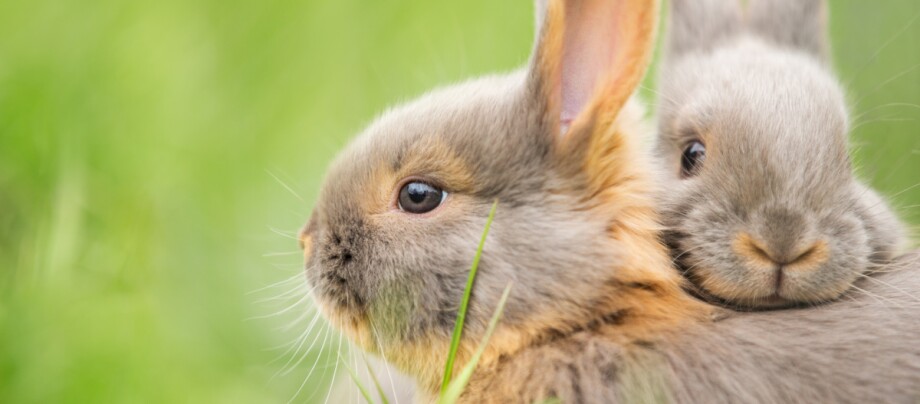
[848,283,902,307]
[269,315,315,365]
[855,272,920,303]
[263,251,304,257]
[370,323,400,404]
[274,307,314,334]
[853,62,920,108]
[276,312,327,376]
[246,273,304,295]
[270,226,301,241]
[851,117,915,132]
[291,325,333,403]
[322,328,345,404]
[852,102,920,123]
[254,277,312,304]
[845,10,920,87]
[267,169,307,203]
[246,288,315,320]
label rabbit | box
[655,0,906,309]
[300,0,920,402]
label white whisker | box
[275,311,326,376]
[246,273,304,295]
[291,325,333,403]
[270,226,301,241]
[849,283,902,307]
[246,288,315,320]
[322,330,345,404]
[370,323,400,404]
[854,62,920,108]
[856,272,920,303]
[267,169,307,203]
[846,10,920,87]
[263,251,304,257]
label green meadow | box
[1,0,917,402]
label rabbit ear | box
[746,0,829,61]
[528,0,659,139]
[665,0,743,59]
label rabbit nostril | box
[785,240,830,272]
[732,232,779,267]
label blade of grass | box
[363,354,391,404]
[339,352,375,404]
[439,283,513,404]
[439,200,499,395]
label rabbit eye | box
[398,181,446,214]
[680,140,706,178]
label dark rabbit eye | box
[398,181,446,214]
[680,140,706,178]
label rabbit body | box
[460,251,920,404]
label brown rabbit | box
[301,0,920,402]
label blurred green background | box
[0,0,917,402]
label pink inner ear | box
[561,0,622,133]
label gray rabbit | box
[656,0,906,309]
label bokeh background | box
[1,0,917,402]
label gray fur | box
[665,0,743,58]
[747,0,830,61]
[462,252,920,403]
[657,0,905,308]
[661,256,920,403]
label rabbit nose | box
[732,232,829,271]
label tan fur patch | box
[300,233,313,261]
[732,232,777,268]
[786,239,830,273]
[364,137,476,216]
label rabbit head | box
[657,0,904,309]
[300,0,693,390]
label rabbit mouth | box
[309,263,368,315]
[329,273,364,308]
[686,280,804,311]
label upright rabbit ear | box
[527,0,660,145]
[665,0,743,59]
[746,0,829,62]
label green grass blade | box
[363,355,391,404]
[439,283,513,404]
[439,200,499,395]
[339,353,375,404]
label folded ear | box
[665,0,743,60]
[528,0,660,144]
[746,0,829,62]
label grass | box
[0,0,918,403]
[440,201,499,395]
[349,201,509,404]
